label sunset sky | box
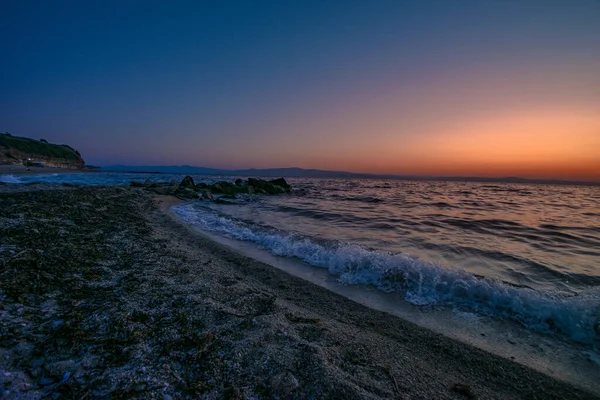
[1,1,599,181]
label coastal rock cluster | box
[129,175,291,201]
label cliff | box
[0,133,85,169]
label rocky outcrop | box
[248,178,290,195]
[179,175,195,188]
[130,177,291,201]
[0,133,85,169]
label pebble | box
[39,377,54,386]
[451,383,477,399]
[270,371,299,395]
[134,383,147,392]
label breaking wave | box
[0,174,22,183]
[173,203,600,344]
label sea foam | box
[173,203,600,344]
[0,174,22,183]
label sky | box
[1,0,599,181]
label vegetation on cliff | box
[0,133,85,168]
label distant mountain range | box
[102,165,600,186]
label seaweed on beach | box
[0,187,330,398]
[0,186,595,399]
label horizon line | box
[98,164,600,185]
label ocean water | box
[3,172,600,345]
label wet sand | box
[0,184,596,398]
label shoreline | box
[0,185,597,398]
[0,165,94,176]
[166,199,600,394]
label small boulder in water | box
[179,175,195,188]
[216,180,234,188]
[268,177,291,192]
[129,181,148,187]
[200,190,214,200]
[210,183,224,193]
[176,187,197,199]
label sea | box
[2,172,600,363]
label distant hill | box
[102,165,599,186]
[0,133,85,169]
[103,165,379,178]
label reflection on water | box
[212,179,600,294]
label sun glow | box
[359,109,600,180]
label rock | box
[151,186,176,195]
[210,183,224,193]
[214,198,235,205]
[200,190,214,200]
[246,177,290,194]
[169,179,179,185]
[134,383,147,392]
[234,178,244,187]
[451,383,476,399]
[270,371,299,396]
[179,175,195,188]
[263,183,284,195]
[594,320,600,335]
[39,377,54,386]
[211,181,235,193]
[44,360,75,380]
[247,178,262,188]
[223,386,242,400]
[221,186,235,195]
[221,185,252,195]
[176,188,197,199]
[247,185,255,194]
[129,181,147,187]
[268,178,291,192]
[195,182,208,189]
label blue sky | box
[1,1,599,179]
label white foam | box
[0,174,22,183]
[173,203,600,344]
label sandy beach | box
[0,184,596,399]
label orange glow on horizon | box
[277,109,600,181]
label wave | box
[173,204,600,344]
[0,174,23,183]
[0,172,212,187]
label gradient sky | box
[1,1,599,180]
